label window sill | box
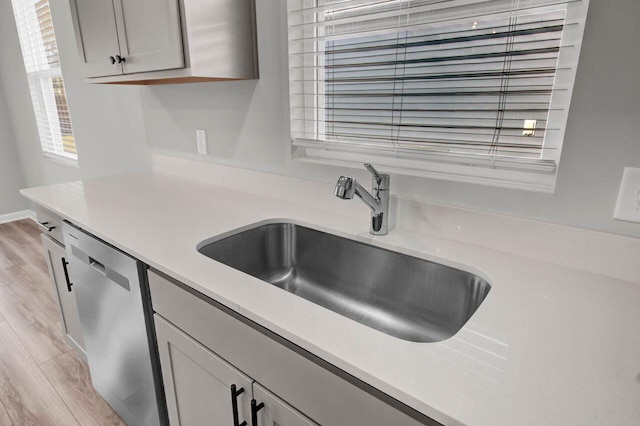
[293,146,558,193]
[44,152,79,168]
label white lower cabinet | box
[155,315,315,426]
[41,234,86,358]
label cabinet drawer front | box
[149,270,435,426]
[155,315,253,426]
[34,205,64,245]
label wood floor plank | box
[11,221,42,246]
[0,398,11,426]
[0,285,38,330]
[0,222,49,276]
[0,285,69,365]
[0,269,12,287]
[2,263,60,325]
[0,240,17,270]
[0,220,50,282]
[19,318,71,366]
[40,351,125,426]
[0,322,79,426]
[0,224,28,267]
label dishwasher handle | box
[89,257,107,276]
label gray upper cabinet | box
[69,0,122,78]
[68,0,258,84]
[112,0,184,75]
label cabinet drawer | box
[149,270,436,426]
[34,204,64,245]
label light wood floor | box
[0,219,125,426]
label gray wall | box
[0,0,151,190]
[142,0,640,238]
[1,0,638,237]
[0,83,26,216]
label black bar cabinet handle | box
[251,399,264,426]
[230,384,247,426]
[61,258,73,292]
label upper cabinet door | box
[112,0,185,75]
[69,0,123,78]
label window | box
[288,0,590,191]
[11,0,77,163]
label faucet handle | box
[363,163,389,192]
[364,163,381,179]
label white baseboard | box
[0,210,36,225]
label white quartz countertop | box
[21,163,640,426]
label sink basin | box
[197,223,490,343]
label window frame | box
[288,0,590,192]
[11,0,78,165]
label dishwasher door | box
[62,222,166,426]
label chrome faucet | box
[334,163,390,235]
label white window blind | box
[11,0,77,162]
[288,0,589,191]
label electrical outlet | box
[614,167,640,223]
[196,129,208,155]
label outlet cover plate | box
[614,167,640,223]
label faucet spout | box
[352,180,383,215]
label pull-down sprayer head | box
[334,176,356,200]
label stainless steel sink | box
[197,223,490,343]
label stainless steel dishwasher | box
[62,222,167,426]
